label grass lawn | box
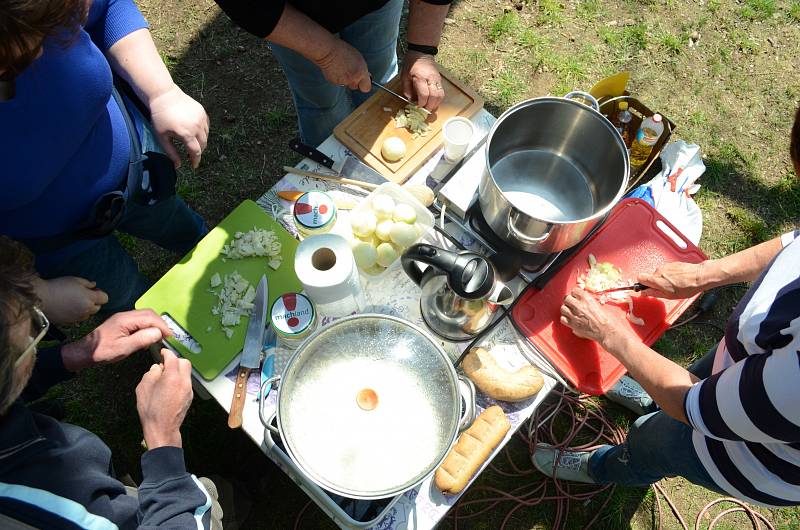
[50,0,800,528]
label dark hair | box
[0,237,39,413]
[0,0,85,76]
[792,106,800,172]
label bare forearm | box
[266,4,336,63]
[107,28,175,106]
[701,236,783,288]
[603,332,697,423]
[407,0,450,46]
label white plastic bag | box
[626,141,705,245]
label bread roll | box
[462,347,544,402]
[434,405,511,495]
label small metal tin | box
[270,292,317,348]
[293,191,337,237]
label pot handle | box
[457,375,477,433]
[261,409,279,455]
[507,209,552,245]
[564,90,600,112]
[258,376,281,435]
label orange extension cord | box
[293,386,776,530]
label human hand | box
[60,309,172,372]
[39,276,108,325]
[136,349,193,449]
[148,85,209,169]
[315,38,371,92]
[401,50,444,111]
[560,288,635,351]
[637,261,709,299]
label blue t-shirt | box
[0,0,148,260]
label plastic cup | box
[442,117,475,162]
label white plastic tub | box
[347,182,434,281]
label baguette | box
[462,347,544,402]
[434,405,511,495]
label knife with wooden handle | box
[228,275,268,429]
[281,166,435,207]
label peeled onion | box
[389,222,418,248]
[381,136,407,162]
[372,194,396,219]
[352,241,378,269]
[351,211,377,238]
[376,242,400,267]
[375,219,394,241]
[393,203,417,224]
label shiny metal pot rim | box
[483,95,629,226]
[259,313,476,500]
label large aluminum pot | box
[259,314,476,499]
[479,92,630,253]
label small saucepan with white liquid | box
[479,92,630,253]
[259,314,476,499]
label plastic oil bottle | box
[630,113,664,169]
[610,101,633,146]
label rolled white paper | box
[294,234,365,315]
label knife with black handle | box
[289,137,335,170]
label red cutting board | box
[512,199,707,395]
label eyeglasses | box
[15,307,49,369]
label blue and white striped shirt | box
[685,231,800,507]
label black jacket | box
[215,0,451,38]
[0,348,211,530]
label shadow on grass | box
[699,144,800,247]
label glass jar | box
[292,191,337,238]
[270,292,318,349]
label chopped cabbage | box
[209,271,255,339]
[578,254,623,293]
[394,104,430,139]
[577,254,646,327]
[221,227,282,268]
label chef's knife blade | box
[338,155,387,186]
[228,275,268,429]
[288,138,386,186]
[370,79,431,115]
[241,275,269,369]
[597,283,650,295]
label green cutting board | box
[135,200,302,380]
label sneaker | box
[531,444,597,484]
[605,375,655,416]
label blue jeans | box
[36,104,206,314]
[269,0,403,146]
[589,348,726,494]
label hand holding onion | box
[561,288,635,351]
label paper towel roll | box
[294,234,365,313]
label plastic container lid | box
[618,101,629,110]
[271,293,316,339]
[652,113,663,122]
[293,191,336,233]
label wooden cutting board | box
[334,67,483,184]
[135,200,302,380]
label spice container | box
[293,191,337,238]
[270,292,318,349]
